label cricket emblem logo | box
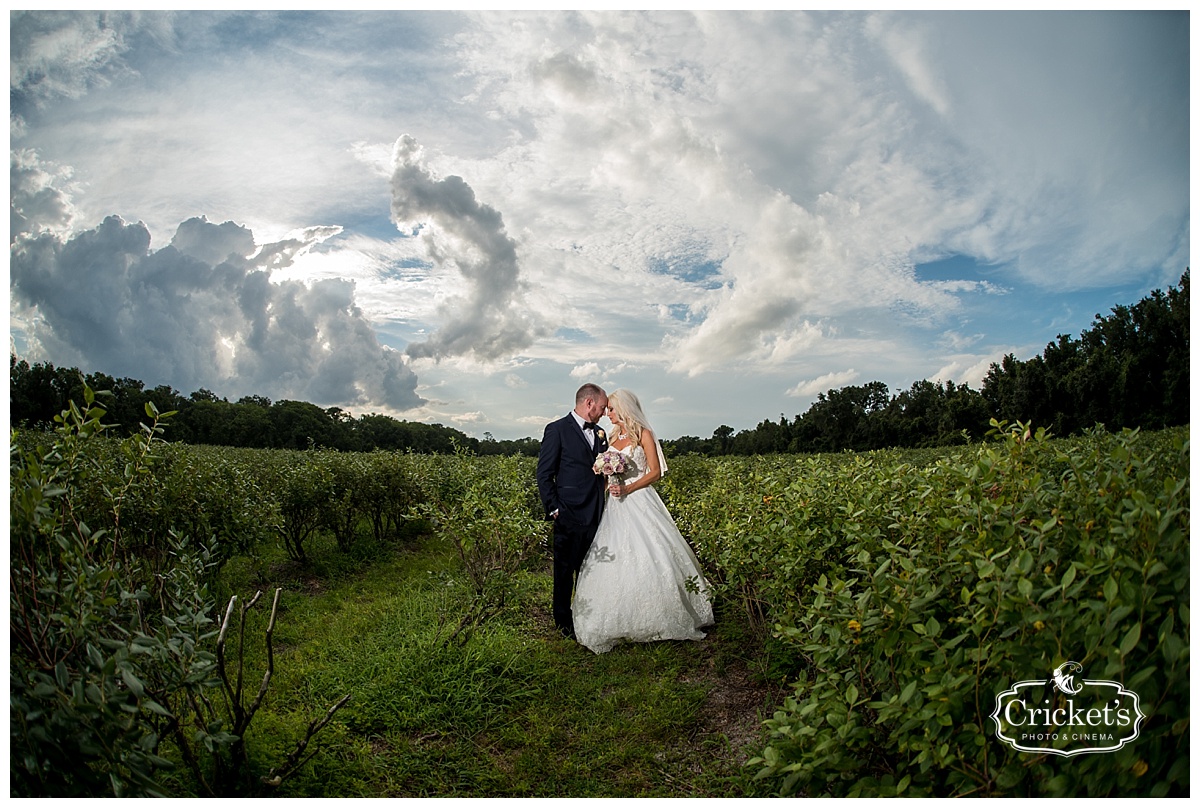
[1051,661,1084,695]
[992,661,1145,756]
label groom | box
[536,383,609,640]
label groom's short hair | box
[575,383,604,404]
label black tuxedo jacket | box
[536,413,608,529]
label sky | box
[8,10,1191,441]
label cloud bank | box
[11,198,423,411]
[446,10,1187,373]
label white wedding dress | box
[572,442,714,654]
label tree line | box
[8,359,539,456]
[9,272,1187,456]
[665,271,1188,455]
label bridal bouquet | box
[593,449,627,478]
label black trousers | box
[552,518,598,634]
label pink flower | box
[592,449,627,477]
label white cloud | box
[938,329,985,352]
[931,352,1007,389]
[570,362,602,380]
[867,12,952,117]
[788,369,860,398]
[390,134,544,362]
[10,149,79,237]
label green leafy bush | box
[733,423,1188,796]
[415,451,547,644]
[354,451,425,544]
[10,390,225,796]
[10,388,352,797]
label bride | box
[572,389,714,654]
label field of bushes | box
[9,389,1189,796]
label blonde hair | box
[607,388,652,445]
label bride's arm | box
[609,428,662,497]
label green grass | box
[213,533,781,798]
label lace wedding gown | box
[572,443,714,654]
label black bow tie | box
[583,422,598,431]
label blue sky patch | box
[647,256,724,289]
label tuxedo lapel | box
[564,414,587,451]
[567,413,605,455]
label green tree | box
[10,356,81,428]
[982,271,1189,434]
[353,412,417,451]
[712,424,735,454]
[267,400,341,449]
[796,381,891,452]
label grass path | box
[216,534,785,797]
